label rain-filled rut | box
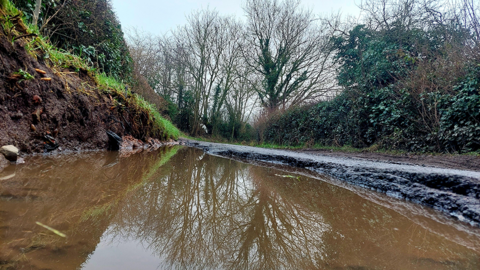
[0,146,479,269]
[185,139,480,228]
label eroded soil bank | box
[0,18,169,157]
[183,139,480,227]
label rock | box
[16,157,25,164]
[32,108,42,123]
[43,135,59,152]
[10,111,23,120]
[33,95,42,104]
[121,135,143,149]
[106,130,122,151]
[0,145,19,162]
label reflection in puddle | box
[0,147,479,269]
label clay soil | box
[294,149,480,172]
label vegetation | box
[1,0,179,141]
[263,0,480,153]
[9,0,477,153]
[126,0,337,140]
[12,0,133,80]
[95,73,180,140]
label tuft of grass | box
[95,72,180,140]
[132,94,180,140]
[14,68,34,81]
[25,35,91,72]
[3,0,18,15]
[95,72,125,91]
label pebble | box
[0,145,19,162]
[10,111,24,120]
[16,157,25,164]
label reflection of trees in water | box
[3,147,478,269]
[0,147,181,269]
[102,147,480,270]
[108,148,329,270]
[233,166,329,270]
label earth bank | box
[0,10,175,159]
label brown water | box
[0,147,479,270]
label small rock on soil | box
[0,145,19,162]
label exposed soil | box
[0,18,163,155]
[294,149,480,172]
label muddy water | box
[0,147,479,270]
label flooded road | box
[0,147,479,269]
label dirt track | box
[183,138,480,228]
[294,149,480,172]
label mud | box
[0,20,164,156]
[295,149,480,172]
[183,139,480,227]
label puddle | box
[0,147,479,269]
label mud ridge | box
[183,139,480,227]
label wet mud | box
[184,139,480,227]
[295,149,480,172]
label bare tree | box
[358,0,435,30]
[243,0,337,111]
[173,9,222,134]
[32,0,42,27]
[460,0,480,44]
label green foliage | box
[262,21,480,153]
[14,68,34,81]
[25,35,93,72]
[132,94,181,140]
[12,0,133,80]
[0,0,16,12]
[438,69,480,153]
[164,96,179,121]
[174,90,194,132]
[331,25,435,91]
[96,73,180,140]
[264,65,480,153]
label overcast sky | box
[110,0,362,36]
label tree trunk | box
[33,0,42,27]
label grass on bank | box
[95,73,180,140]
[0,1,180,140]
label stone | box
[1,145,19,162]
[10,111,23,120]
[33,95,42,104]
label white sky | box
[110,0,362,35]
